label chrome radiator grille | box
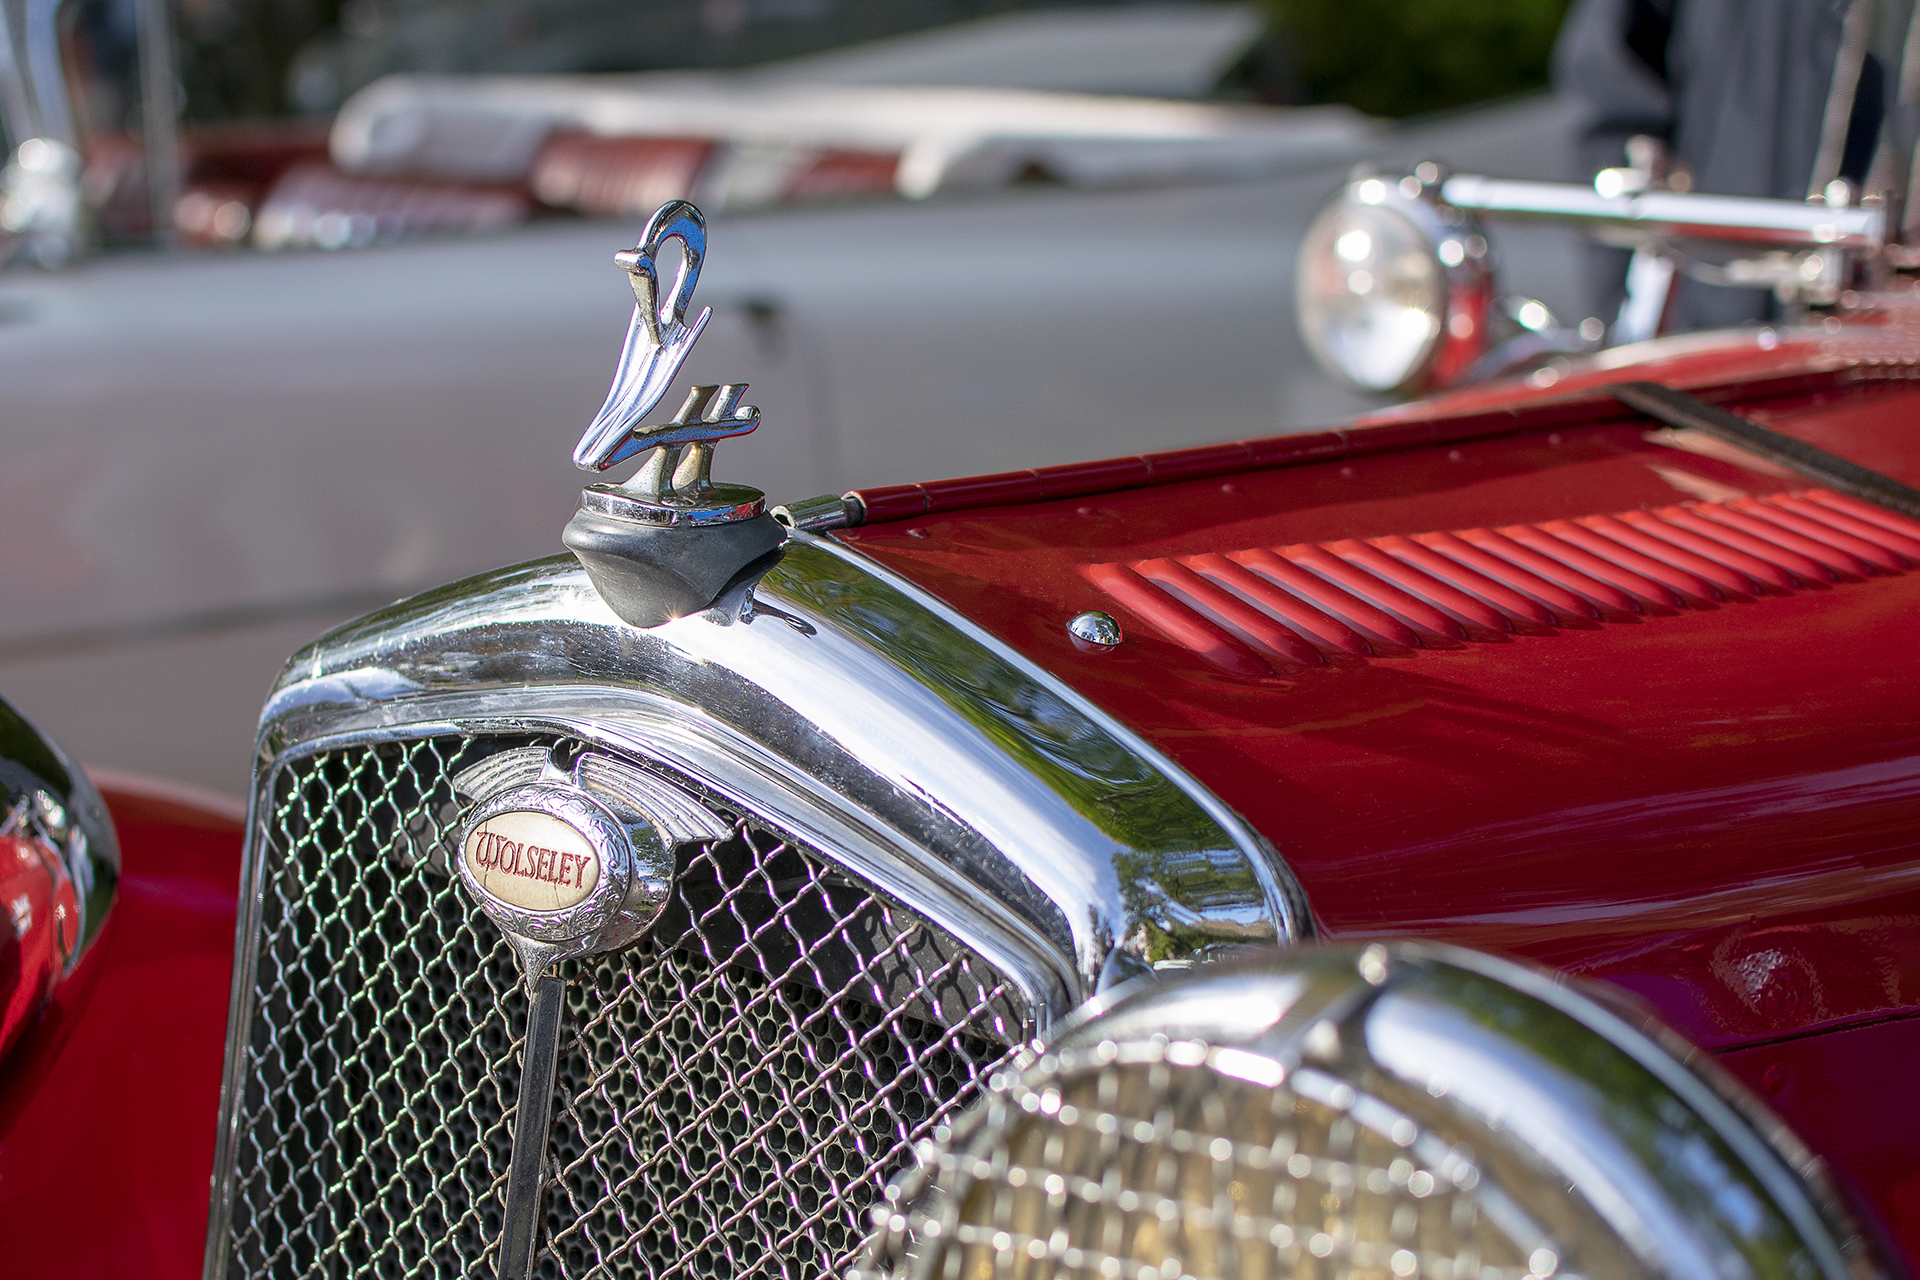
[215,736,1021,1280]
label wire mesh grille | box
[218,735,1021,1280]
[858,1042,1604,1280]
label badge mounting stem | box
[497,972,566,1280]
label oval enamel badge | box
[462,809,602,912]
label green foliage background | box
[1260,0,1574,118]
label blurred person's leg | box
[1554,0,1676,326]
[1554,0,1888,333]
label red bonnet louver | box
[1087,488,1920,677]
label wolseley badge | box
[451,746,731,1278]
[454,771,674,989]
[454,774,643,1280]
[463,808,602,912]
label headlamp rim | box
[868,942,1888,1280]
[1296,174,1497,396]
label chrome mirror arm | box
[1437,174,1887,251]
[1438,173,1892,343]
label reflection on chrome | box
[0,697,120,1061]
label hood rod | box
[1610,380,1920,519]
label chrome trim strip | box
[202,768,272,1280]
[1612,379,1920,519]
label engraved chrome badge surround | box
[459,785,632,936]
[454,747,683,982]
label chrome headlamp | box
[1297,174,1494,396]
[859,943,1887,1280]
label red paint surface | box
[0,778,242,1280]
[1720,1016,1920,1271]
[843,332,1920,1255]
[841,346,1920,1054]
[1092,489,1920,678]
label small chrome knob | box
[1067,611,1122,648]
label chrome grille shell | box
[208,534,1308,1278]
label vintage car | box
[8,151,1920,1280]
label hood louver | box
[1088,488,1920,676]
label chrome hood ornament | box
[573,200,735,473]
[563,200,784,628]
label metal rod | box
[1441,175,1883,249]
[1808,0,1874,199]
[498,972,567,1280]
[133,0,179,244]
[0,4,39,147]
[21,0,74,145]
[1610,381,1920,519]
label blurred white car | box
[0,4,1586,791]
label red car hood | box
[839,323,1920,1056]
